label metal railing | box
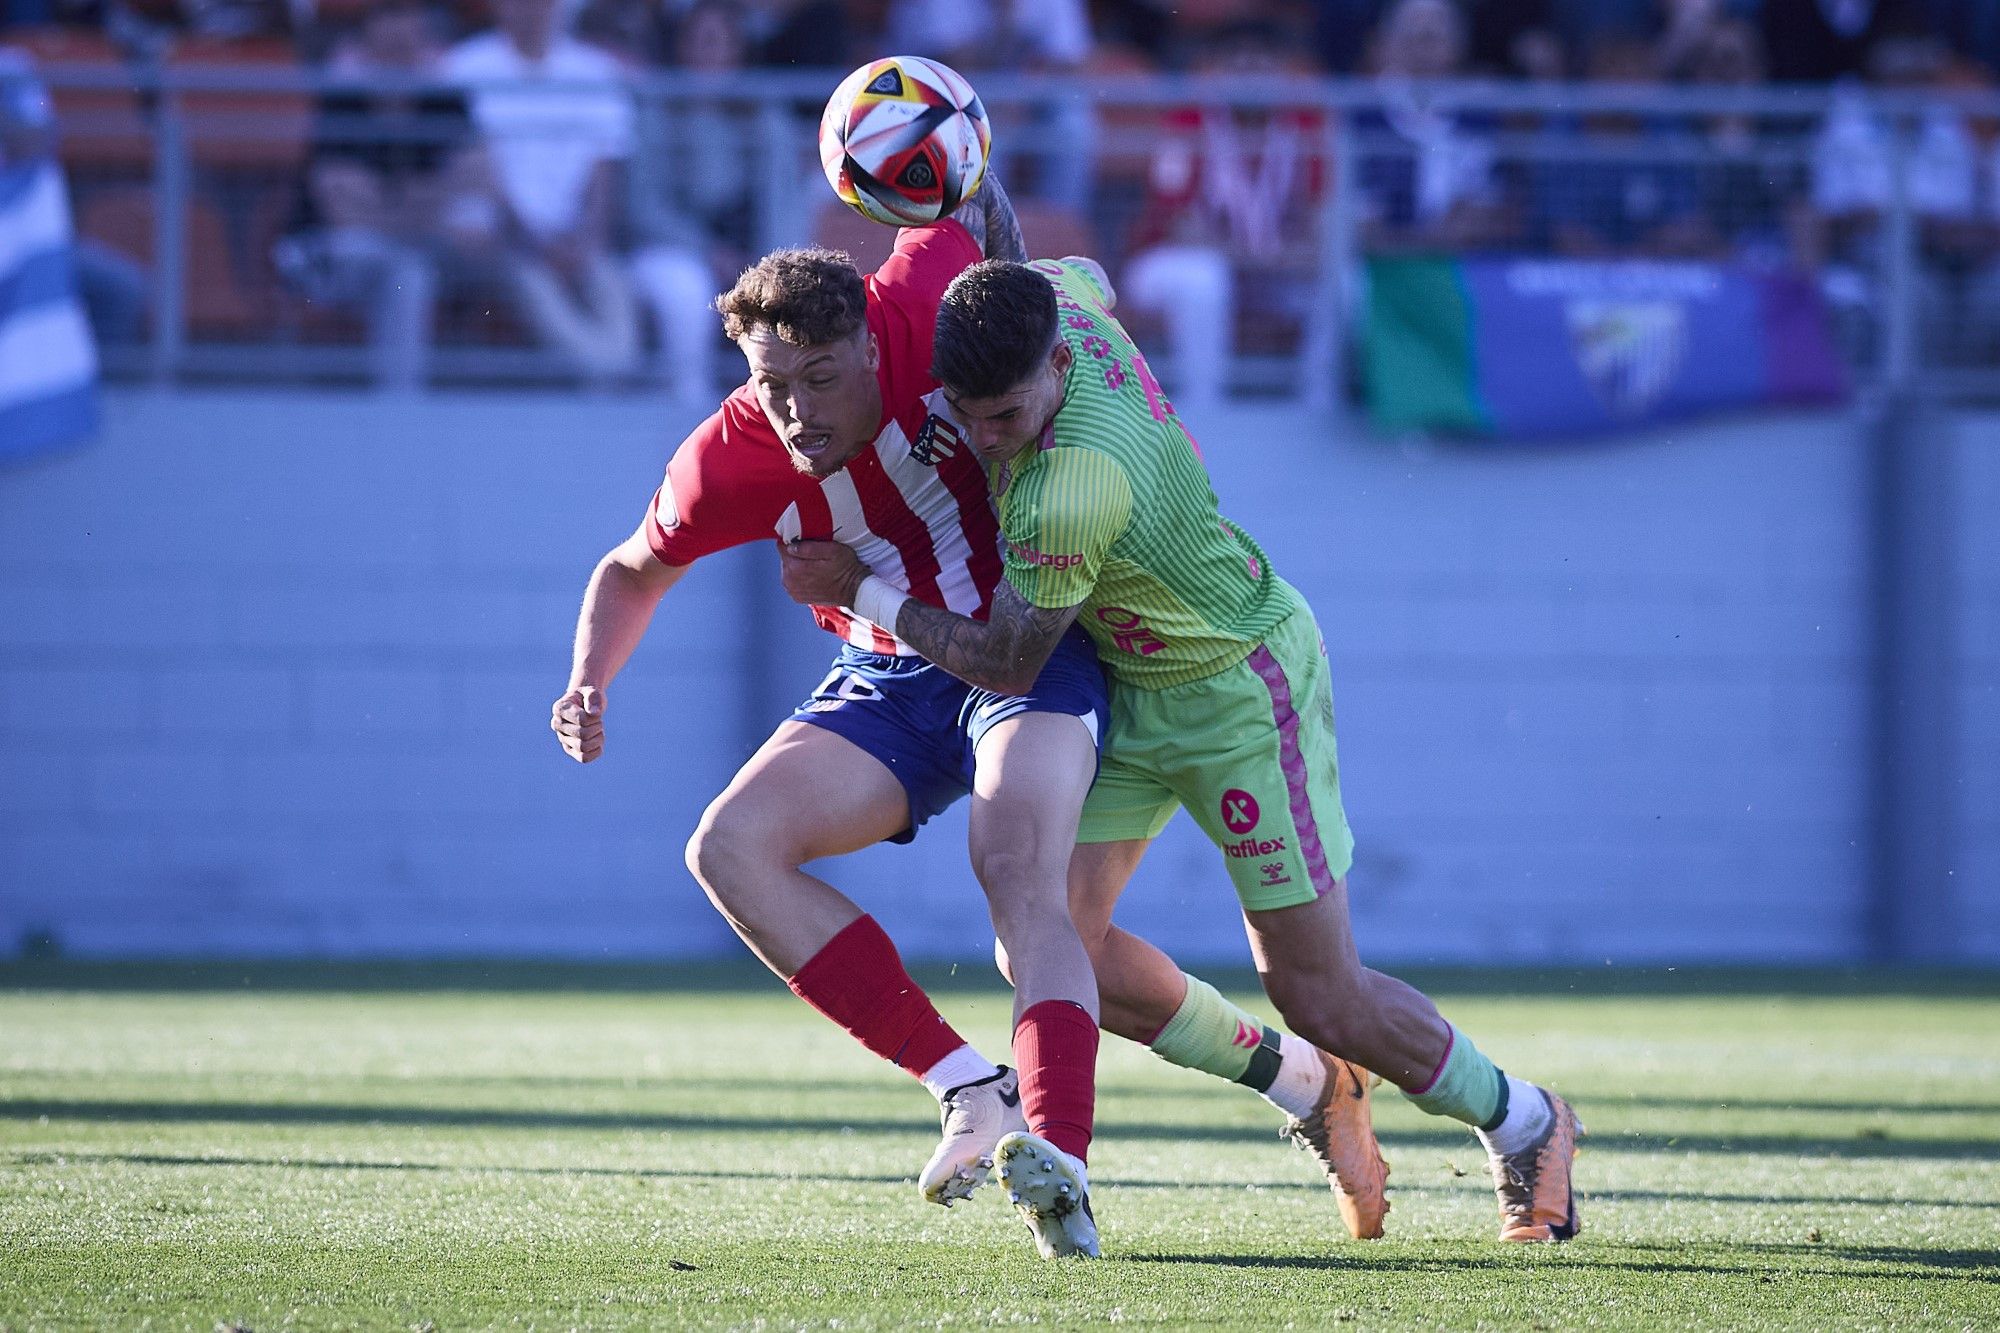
[17,63,1997,401]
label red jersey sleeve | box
[645,389,793,566]
[865,219,982,411]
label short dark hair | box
[715,248,867,345]
[932,260,1060,398]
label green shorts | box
[1078,606,1355,912]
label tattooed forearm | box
[945,171,1026,262]
[948,190,988,252]
[891,582,1080,695]
[979,173,1028,262]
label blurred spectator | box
[1530,37,1713,256]
[571,0,669,66]
[886,0,1096,209]
[1653,0,1727,79]
[1803,35,1989,358]
[1093,0,1176,62]
[99,0,291,48]
[1686,18,1803,264]
[626,0,752,399]
[1759,0,1926,82]
[1461,0,1563,77]
[1121,20,1328,406]
[1352,0,1515,252]
[275,0,468,389]
[1925,0,2000,76]
[757,0,889,69]
[442,0,642,382]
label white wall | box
[0,390,1991,963]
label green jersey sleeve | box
[1051,257,1112,311]
[999,446,1133,610]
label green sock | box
[1148,974,1286,1092]
[1403,1024,1508,1129]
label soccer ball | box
[819,56,991,227]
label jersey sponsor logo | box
[1221,788,1261,835]
[1009,541,1083,571]
[1095,605,1166,657]
[909,413,962,467]
[1222,834,1285,859]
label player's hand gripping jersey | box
[989,259,1305,688]
[645,223,1002,652]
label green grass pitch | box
[2,965,1997,1331]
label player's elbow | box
[989,666,1040,697]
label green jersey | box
[991,259,1302,689]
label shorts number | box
[812,669,881,703]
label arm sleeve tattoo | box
[947,172,1028,263]
[891,580,1082,695]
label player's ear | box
[1050,338,1073,378]
[862,330,880,373]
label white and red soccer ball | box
[820,56,991,227]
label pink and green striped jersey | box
[991,259,1303,689]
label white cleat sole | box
[921,1154,994,1207]
[995,1132,1099,1259]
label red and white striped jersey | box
[643,222,1002,654]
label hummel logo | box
[1231,1020,1261,1050]
[998,1084,1021,1108]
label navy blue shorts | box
[789,626,1109,844]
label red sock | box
[1014,999,1099,1164]
[785,916,966,1080]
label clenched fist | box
[551,686,605,763]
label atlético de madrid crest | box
[910,413,962,467]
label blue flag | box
[1366,257,1848,440]
[0,51,99,463]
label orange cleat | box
[1489,1089,1584,1242]
[1282,1051,1390,1239]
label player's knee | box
[684,794,789,894]
[970,842,1056,903]
[972,848,1064,940]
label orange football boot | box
[1282,1051,1390,1239]
[1489,1088,1584,1242]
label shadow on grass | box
[1555,1094,2000,1118]
[1616,1239,2000,1275]
[10,1149,1315,1195]
[1146,1081,2000,1119]
[18,1150,2000,1214]
[1127,1243,2000,1282]
[5,959,1998,997]
[4,1097,1997,1161]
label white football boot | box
[918,1066,1027,1206]
[995,1130,1100,1259]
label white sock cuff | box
[1479,1075,1554,1156]
[920,1044,1002,1100]
[1261,1032,1331,1122]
